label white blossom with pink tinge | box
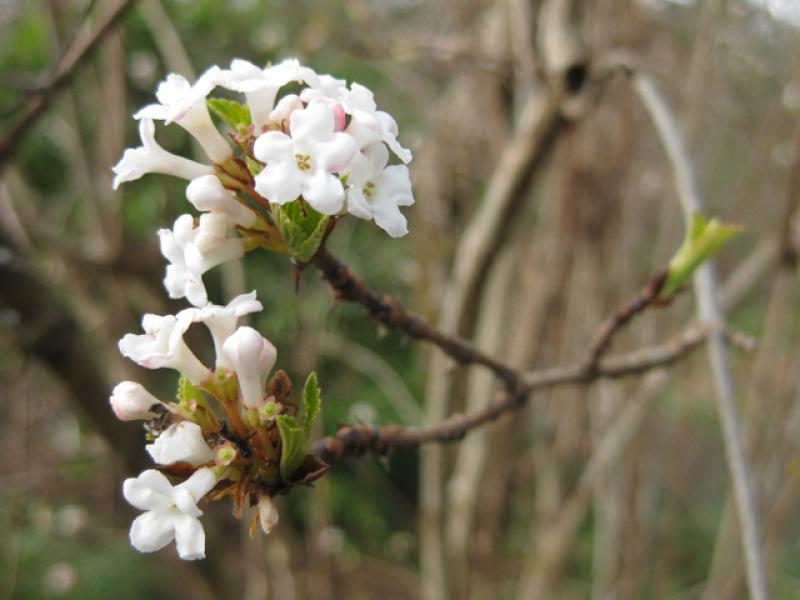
[186,175,258,228]
[123,468,217,560]
[146,422,215,466]
[112,119,212,189]
[135,67,231,163]
[222,326,277,408]
[217,58,319,131]
[252,103,357,214]
[187,291,263,368]
[110,381,165,421]
[345,142,414,238]
[158,213,245,307]
[118,310,209,385]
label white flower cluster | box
[110,58,406,562]
[112,291,278,560]
[112,58,414,307]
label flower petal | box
[346,186,373,220]
[177,467,218,500]
[123,470,172,511]
[302,171,345,215]
[173,514,206,560]
[254,161,303,205]
[290,104,335,145]
[253,131,293,163]
[129,510,175,553]
[313,132,357,173]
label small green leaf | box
[275,415,307,483]
[659,212,742,300]
[272,200,330,262]
[207,98,251,132]
[301,372,321,437]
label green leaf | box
[275,415,307,483]
[272,200,330,262]
[659,212,742,300]
[301,372,321,437]
[207,98,251,132]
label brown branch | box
[311,322,718,464]
[581,267,668,372]
[312,247,520,388]
[0,0,138,169]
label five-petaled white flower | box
[252,103,357,215]
[146,421,215,466]
[110,381,166,421]
[345,142,414,238]
[118,310,209,384]
[123,468,217,560]
[159,213,245,307]
[186,175,258,228]
[187,291,263,368]
[218,58,318,131]
[222,326,277,408]
[135,67,232,163]
[111,119,213,189]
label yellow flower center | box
[363,181,376,198]
[294,154,311,171]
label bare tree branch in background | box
[0,0,137,169]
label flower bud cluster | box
[113,58,415,307]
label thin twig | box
[0,0,138,168]
[627,65,768,600]
[313,247,520,388]
[311,322,715,463]
[581,268,668,373]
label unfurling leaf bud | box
[659,212,742,301]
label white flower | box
[112,119,212,189]
[268,94,304,127]
[188,291,263,368]
[302,80,412,163]
[186,175,257,227]
[222,326,277,408]
[123,468,217,560]
[252,103,357,214]
[218,58,318,130]
[118,310,209,384]
[146,422,214,466]
[110,381,165,421]
[345,143,414,237]
[257,493,279,535]
[299,73,349,107]
[135,67,231,163]
[159,214,245,307]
